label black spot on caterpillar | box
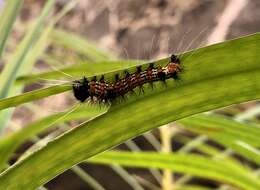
[72,54,181,104]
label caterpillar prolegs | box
[72,54,181,104]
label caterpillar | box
[72,54,181,104]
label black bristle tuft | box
[100,75,105,82]
[157,66,166,81]
[115,74,120,81]
[124,70,130,77]
[148,63,154,69]
[137,66,142,73]
[170,54,180,64]
[171,72,180,80]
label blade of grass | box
[0,33,260,189]
[50,29,114,61]
[0,0,82,111]
[0,0,55,132]
[110,165,145,190]
[178,114,260,164]
[87,151,260,190]
[235,105,260,122]
[0,84,71,110]
[0,0,80,133]
[0,105,106,170]
[0,0,23,57]
[71,166,105,190]
[0,0,55,99]
[16,59,144,84]
[160,125,173,190]
[124,140,162,184]
[179,114,260,147]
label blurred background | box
[1,0,260,190]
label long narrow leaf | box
[88,151,260,190]
[0,0,23,57]
[0,105,106,170]
[0,84,71,110]
[0,0,55,98]
[50,29,114,61]
[0,33,260,189]
[0,0,55,132]
[179,114,260,164]
[16,60,144,84]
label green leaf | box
[179,114,260,164]
[179,114,260,146]
[0,0,55,132]
[88,151,260,190]
[0,0,23,57]
[0,84,71,110]
[0,33,260,189]
[16,60,144,85]
[50,29,114,61]
[0,0,89,168]
[0,105,106,170]
[0,0,55,99]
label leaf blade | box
[0,33,260,189]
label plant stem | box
[160,124,173,190]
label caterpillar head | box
[72,77,90,102]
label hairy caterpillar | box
[72,54,181,104]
